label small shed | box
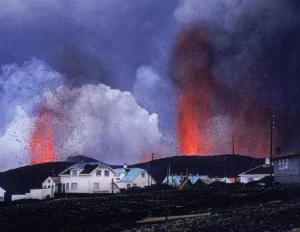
[0,187,6,202]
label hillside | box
[0,154,264,195]
[132,154,265,183]
[0,162,74,194]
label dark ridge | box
[0,154,264,195]
[66,155,99,163]
[130,154,265,183]
[0,162,74,195]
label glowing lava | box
[174,27,214,155]
[30,107,56,164]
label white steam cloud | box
[44,84,162,164]
[0,106,33,171]
[0,59,162,171]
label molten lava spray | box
[174,27,214,155]
[30,107,56,164]
[171,26,279,157]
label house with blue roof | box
[114,164,156,189]
[162,175,209,187]
[46,162,156,194]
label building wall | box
[0,187,5,198]
[60,168,116,193]
[133,171,155,187]
[30,189,52,200]
[116,171,156,189]
[12,195,27,201]
[274,156,300,183]
[240,176,264,183]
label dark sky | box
[0,0,300,170]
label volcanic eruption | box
[172,27,215,155]
[30,106,56,164]
[171,26,279,157]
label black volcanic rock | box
[66,155,99,163]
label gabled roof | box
[51,177,61,184]
[114,168,127,175]
[59,162,111,175]
[80,164,98,174]
[162,175,208,185]
[0,187,6,193]
[221,177,238,183]
[118,168,145,182]
[239,164,272,176]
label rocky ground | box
[124,198,300,232]
[1,186,300,232]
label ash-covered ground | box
[1,185,300,232]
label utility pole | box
[270,114,275,177]
[166,158,171,185]
[232,135,235,155]
[147,163,150,186]
[224,156,227,183]
[151,153,154,186]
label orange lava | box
[30,107,56,165]
[178,90,212,155]
[174,28,214,155]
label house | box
[221,177,239,183]
[274,150,300,183]
[239,157,272,183]
[42,176,61,197]
[162,175,209,187]
[114,165,156,189]
[59,162,156,193]
[59,162,119,194]
[0,187,5,202]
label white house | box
[239,157,272,183]
[0,187,5,202]
[42,176,61,197]
[58,162,155,193]
[114,165,156,189]
[59,162,118,194]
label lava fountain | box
[30,106,56,164]
[173,27,215,155]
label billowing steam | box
[0,59,162,171]
[43,84,162,164]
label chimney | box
[276,147,281,155]
[123,163,127,169]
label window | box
[71,183,78,190]
[126,184,131,189]
[133,183,137,187]
[248,177,254,182]
[96,170,102,176]
[104,170,109,177]
[66,183,69,190]
[116,178,120,181]
[141,172,145,178]
[0,197,4,202]
[48,179,51,183]
[72,170,77,177]
[94,183,100,190]
[48,185,50,188]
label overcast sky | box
[0,0,300,171]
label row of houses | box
[2,150,300,202]
[11,162,156,201]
